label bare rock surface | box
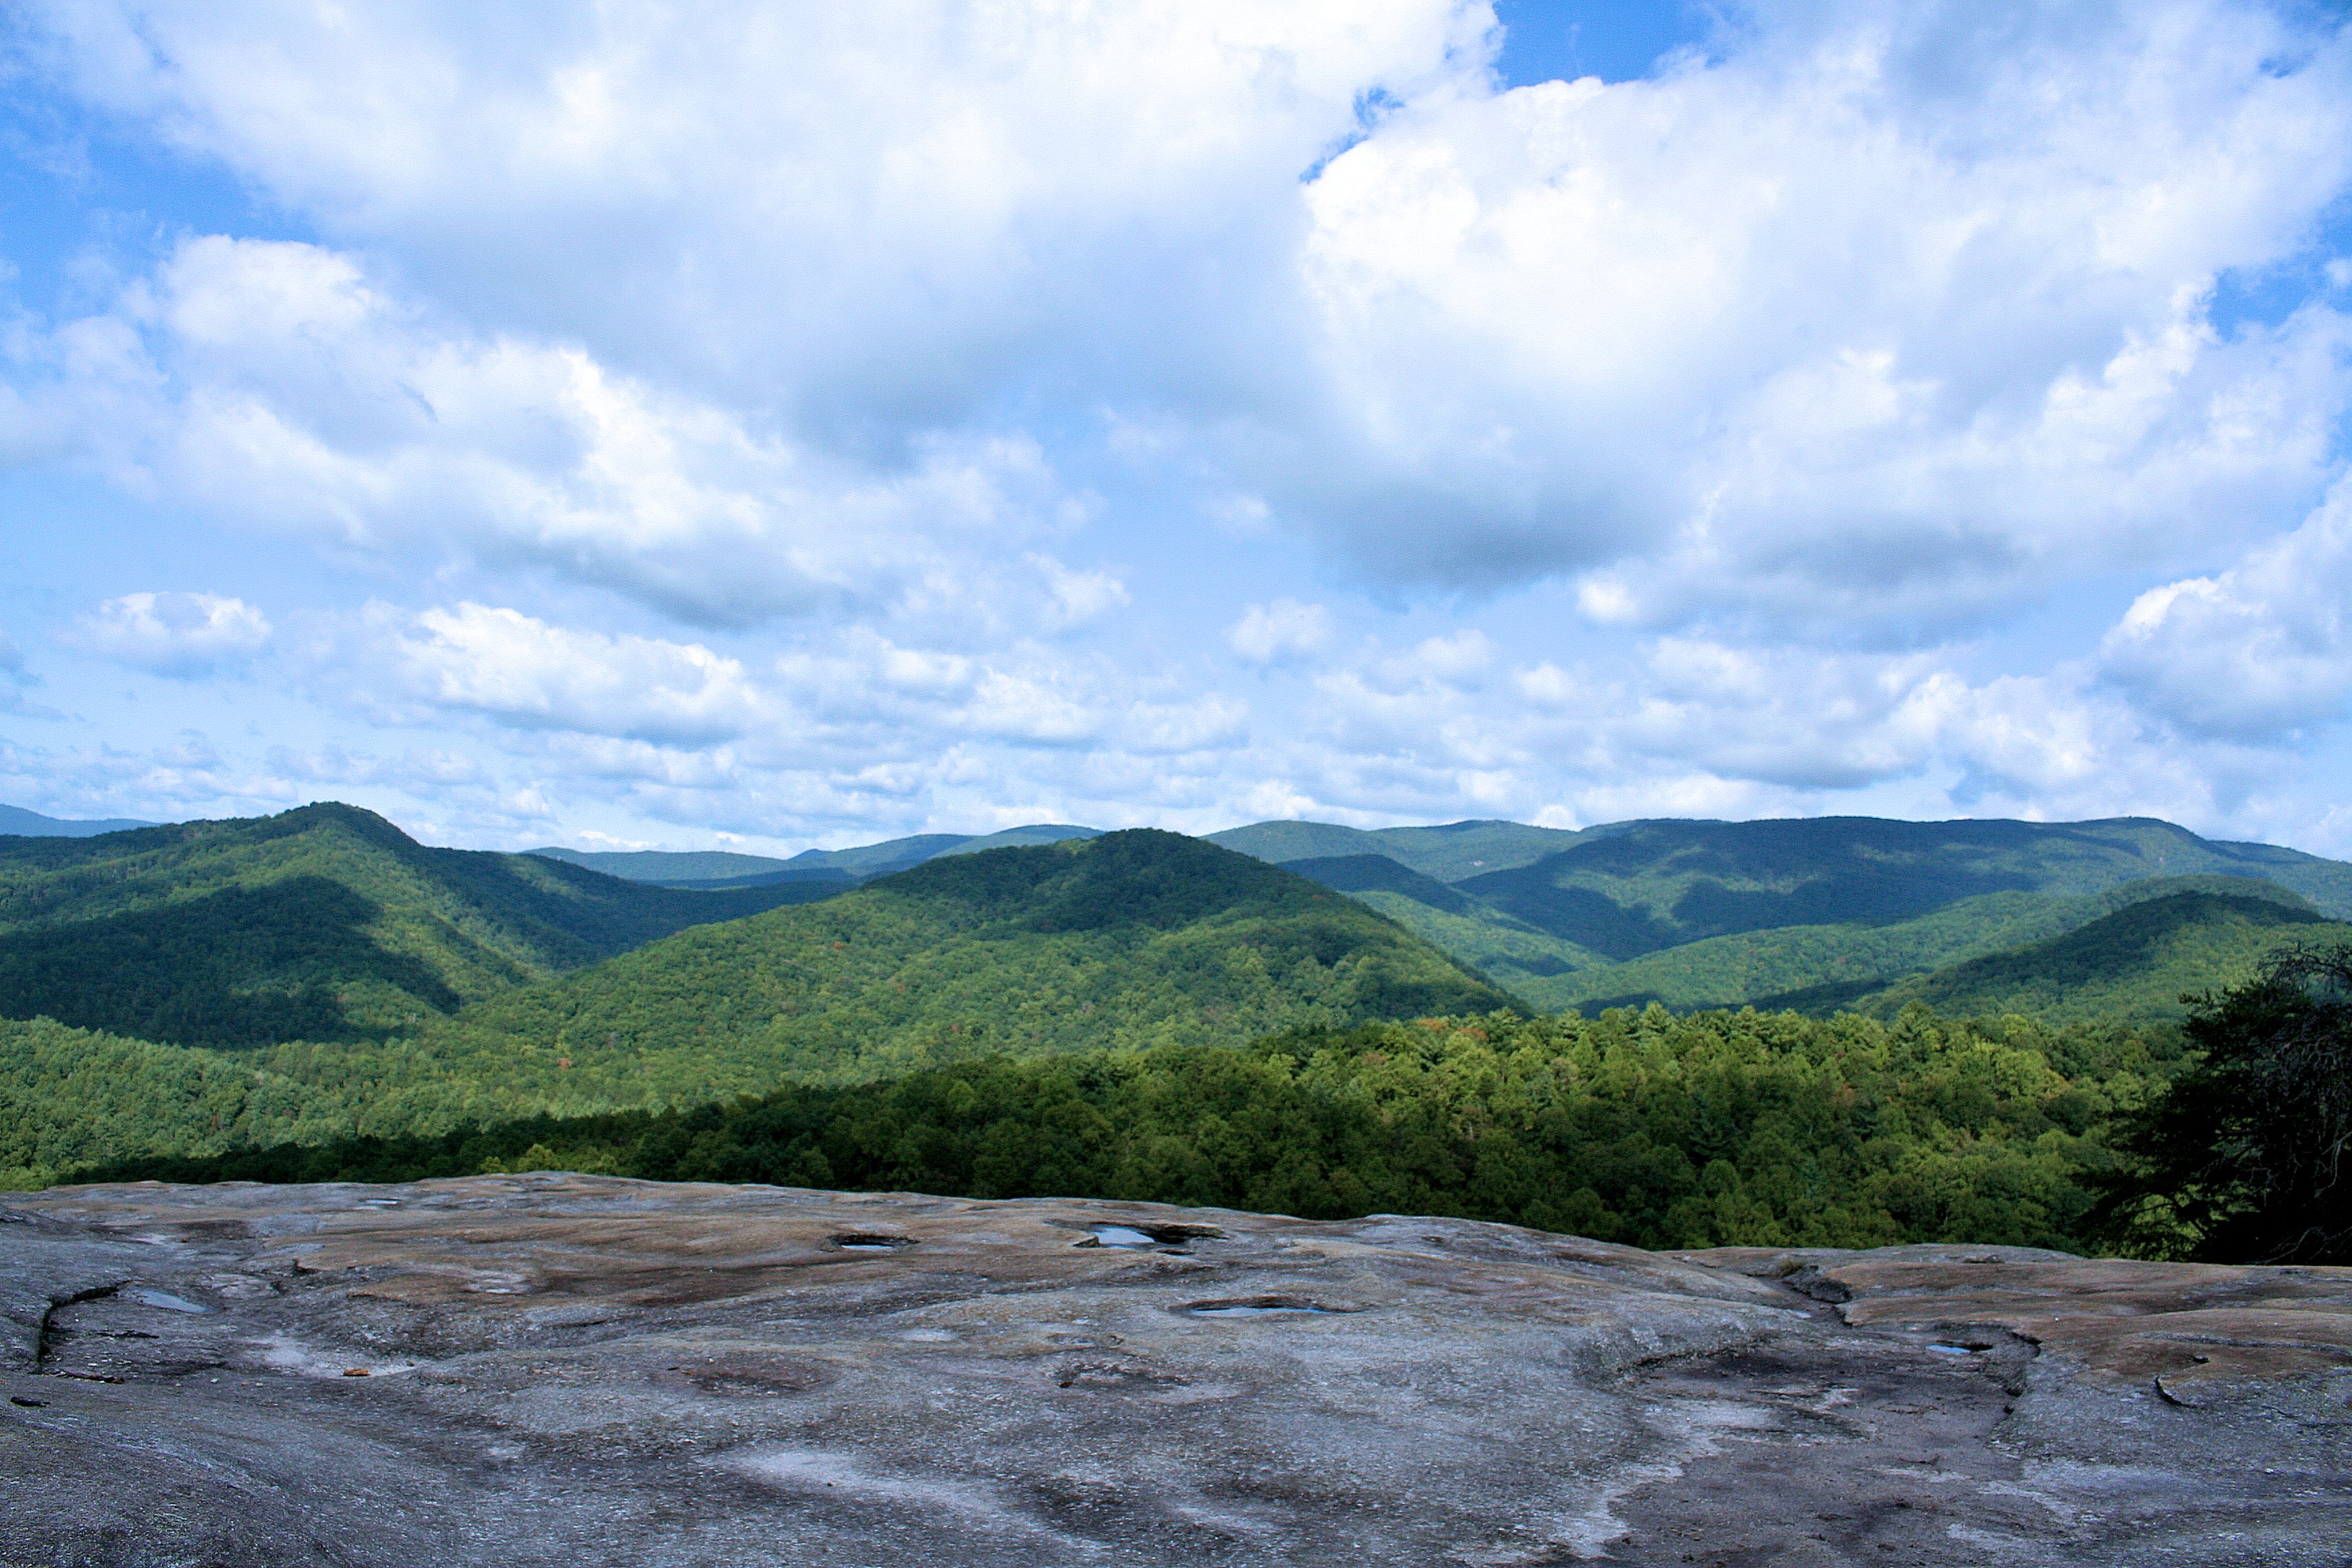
[2,1177,2348,1566]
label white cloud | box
[17,1,2349,645]
[1028,554,1130,630]
[2100,477,2352,738]
[70,591,271,676]
[47,237,1084,627]
[1390,629,1492,687]
[1271,0,2352,632]
[0,730,304,823]
[1229,599,1335,663]
[388,603,771,745]
[20,0,1480,431]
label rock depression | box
[3,1176,2348,1565]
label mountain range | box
[0,803,838,1047]
[522,808,2352,1019]
[11,801,2352,1041]
[1207,815,2352,1016]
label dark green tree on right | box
[2092,943,2352,1263]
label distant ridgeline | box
[0,803,156,837]
[526,824,1103,889]
[1207,815,2352,1022]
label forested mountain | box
[0,803,834,1047]
[531,823,1102,888]
[11,801,2345,1049]
[1220,815,2352,1017]
[0,829,1516,1183]
[1850,889,2352,1025]
[434,829,1516,1096]
[1454,816,2352,949]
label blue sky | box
[3,1,2352,857]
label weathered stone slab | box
[2,1178,2347,1565]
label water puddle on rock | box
[1927,1343,1984,1356]
[1183,1296,1339,1319]
[1079,1222,1224,1249]
[1088,1226,1158,1247]
[124,1288,209,1314]
[832,1233,916,1252]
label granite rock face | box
[2,1177,2348,1566]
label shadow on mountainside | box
[0,876,461,1047]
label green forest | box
[76,1004,2176,1254]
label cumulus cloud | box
[14,0,2348,645]
[318,599,1254,799]
[2100,478,2352,738]
[388,603,770,745]
[1274,0,2352,631]
[0,730,301,822]
[71,591,271,676]
[1028,555,1130,630]
[1229,599,1335,663]
[34,236,1090,627]
[18,0,1478,431]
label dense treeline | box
[78,1004,2180,1254]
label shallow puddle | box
[1088,1226,1158,1247]
[1182,1296,1340,1318]
[832,1233,916,1252]
[124,1288,209,1314]
[1081,1221,1222,1248]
